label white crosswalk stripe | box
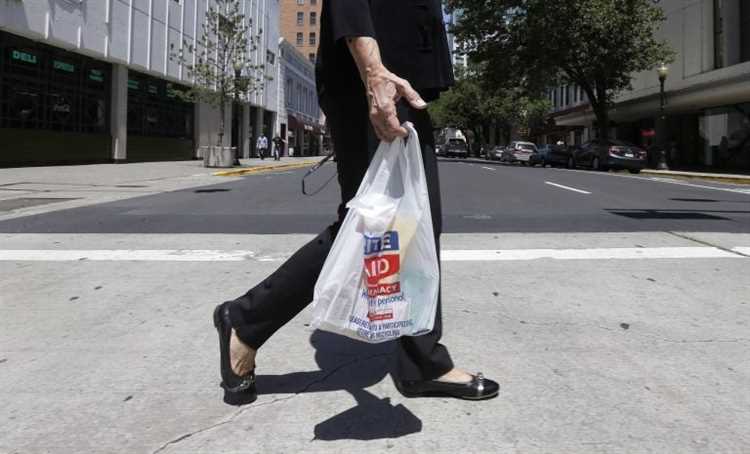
[0,246,745,262]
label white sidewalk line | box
[545,181,592,194]
[481,166,496,171]
[647,177,750,195]
[441,247,741,261]
[0,247,744,262]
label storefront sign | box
[53,60,75,73]
[11,49,37,64]
[89,69,104,82]
[128,79,140,90]
[148,84,159,95]
[641,129,656,137]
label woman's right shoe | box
[213,302,257,406]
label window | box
[297,0,304,5]
[296,33,303,46]
[311,0,316,4]
[0,31,110,134]
[309,53,316,63]
[309,32,316,46]
[296,12,304,26]
[126,71,193,139]
[266,50,275,65]
[310,12,317,26]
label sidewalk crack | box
[150,352,390,454]
[667,231,750,258]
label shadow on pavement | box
[255,330,422,441]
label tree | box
[171,0,267,147]
[429,64,550,147]
[447,0,674,139]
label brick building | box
[279,0,321,65]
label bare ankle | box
[230,329,256,376]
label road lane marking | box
[545,181,591,194]
[481,166,496,171]
[0,247,743,262]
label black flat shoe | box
[213,302,257,406]
[395,372,499,400]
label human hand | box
[365,66,427,142]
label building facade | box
[277,37,321,156]
[445,8,467,71]
[0,0,280,166]
[279,0,320,65]
[548,0,750,171]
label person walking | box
[213,0,499,406]
[256,134,268,160]
[272,135,283,161]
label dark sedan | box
[572,139,647,173]
[531,144,574,167]
[486,146,505,161]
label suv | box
[440,138,469,158]
[501,141,537,165]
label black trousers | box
[229,92,454,381]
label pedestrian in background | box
[256,134,268,160]
[272,135,283,161]
[213,0,499,406]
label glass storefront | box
[126,70,193,140]
[0,31,110,135]
[699,104,750,170]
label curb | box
[641,169,750,185]
[212,160,321,177]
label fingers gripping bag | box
[310,123,439,343]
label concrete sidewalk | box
[1,232,749,453]
[0,157,322,221]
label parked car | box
[572,139,647,173]
[501,141,538,165]
[486,145,505,161]
[532,144,574,167]
[440,138,469,158]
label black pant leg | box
[230,93,370,349]
[392,104,454,381]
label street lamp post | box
[656,63,670,170]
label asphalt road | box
[0,159,749,234]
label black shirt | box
[315,0,454,102]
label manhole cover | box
[0,197,79,212]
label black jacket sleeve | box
[326,0,376,42]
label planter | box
[202,146,236,168]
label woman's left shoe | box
[213,302,257,406]
[395,372,499,400]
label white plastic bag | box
[310,123,440,343]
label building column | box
[241,104,251,159]
[110,64,128,162]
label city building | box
[547,0,750,171]
[277,0,324,155]
[445,8,467,72]
[279,0,320,65]
[0,0,280,166]
[277,37,321,156]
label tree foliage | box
[171,0,267,145]
[429,64,550,147]
[446,0,674,139]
